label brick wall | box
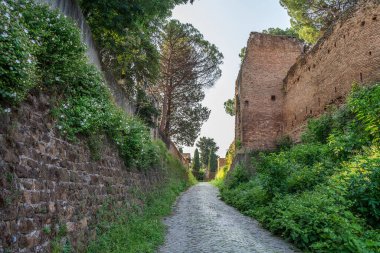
[235,0,380,150]
[0,94,167,252]
[235,33,303,150]
[283,0,380,140]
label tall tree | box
[224,98,235,116]
[208,148,218,172]
[192,148,201,174]
[196,137,219,168]
[280,0,358,43]
[155,20,223,146]
[79,0,194,95]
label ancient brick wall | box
[283,0,380,139]
[235,33,303,150]
[0,94,167,252]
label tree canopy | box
[224,98,235,116]
[79,0,194,94]
[279,0,358,43]
[262,27,302,41]
[155,20,223,146]
[196,137,219,168]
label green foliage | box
[1,0,165,170]
[196,137,219,168]
[208,148,218,172]
[192,148,201,173]
[135,88,160,128]
[280,0,358,43]
[276,135,293,150]
[157,20,223,146]
[239,47,246,63]
[0,1,37,108]
[223,98,235,116]
[262,27,302,41]
[79,0,193,94]
[219,84,380,252]
[87,154,191,253]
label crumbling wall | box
[235,33,303,150]
[283,0,380,139]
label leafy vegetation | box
[262,27,301,40]
[280,0,358,43]
[0,0,178,170]
[218,84,380,252]
[87,150,195,253]
[79,0,193,94]
[224,98,235,116]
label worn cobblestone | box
[159,183,300,253]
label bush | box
[0,1,37,107]
[219,84,380,252]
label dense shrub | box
[220,84,380,252]
[0,1,37,107]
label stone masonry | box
[236,0,380,150]
[0,94,167,252]
[235,33,303,150]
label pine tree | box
[208,148,218,173]
[192,148,201,174]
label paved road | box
[159,182,300,253]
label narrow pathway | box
[159,182,300,253]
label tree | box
[280,0,358,43]
[192,148,201,174]
[224,98,235,116]
[79,0,195,95]
[208,148,218,172]
[239,47,246,63]
[262,27,302,41]
[196,137,219,168]
[155,20,223,146]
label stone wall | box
[283,0,380,140]
[0,94,167,252]
[235,33,303,150]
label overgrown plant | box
[219,84,380,252]
[1,0,164,170]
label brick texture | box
[236,0,380,150]
[0,94,169,252]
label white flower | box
[23,28,28,34]
[63,104,68,109]
[9,67,13,70]
[15,60,20,64]
[1,32,8,38]
[11,92,16,97]
[57,125,62,130]
[80,122,84,126]
[18,13,22,18]
[60,114,64,119]
[55,77,60,81]
[31,40,36,44]
[27,59,32,64]
[4,25,7,30]
[1,1,8,7]
[4,13,10,19]
[4,108,11,113]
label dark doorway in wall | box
[271,95,276,101]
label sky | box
[172,0,291,157]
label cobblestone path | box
[159,182,300,253]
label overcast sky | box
[172,0,291,157]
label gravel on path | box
[159,182,301,253]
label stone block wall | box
[283,0,380,140]
[235,33,303,150]
[0,94,167,252]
